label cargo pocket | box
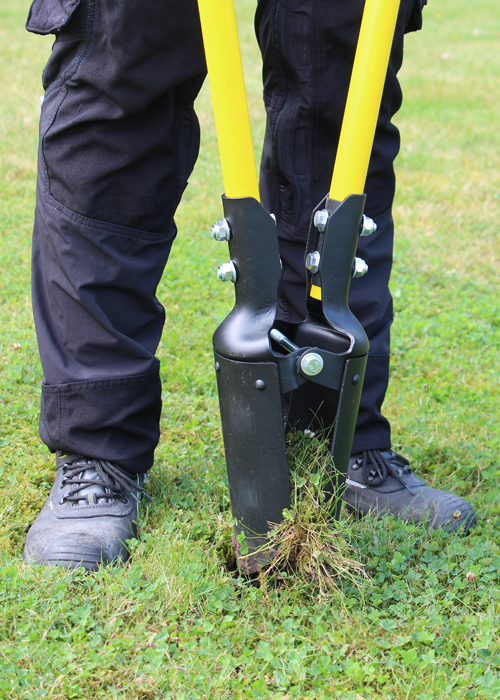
[26,0,82,35]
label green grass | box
[1,0,500,697]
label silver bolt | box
[211,218,231,242]
[352,257,368,278]
[300,352,324,376]
[360,215,377,237]
[305,250,321,274]
[217,261,237,283]
[313,209,329,232]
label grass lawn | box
[1,0,499,698]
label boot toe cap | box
[24,528,130,570]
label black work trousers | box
[27,0,423,474]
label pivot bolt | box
[211,218,231,242]
[313,209,329,232]
[352,257,368,278]
[300,352,324,376]
[217,261,237,282]
[305,251,321,274]
[360,215,377,237]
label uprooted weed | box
[241,431,368,597]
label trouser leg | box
[29,0,206,473]
[255,0,422,453]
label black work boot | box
[23,453,150,570]
[344,449,477,533]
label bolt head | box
[313,209,329,232]
[300,352,324,376]
[305,250,321,274]
[217,261,237,282]
[211,218,231,242]
[352,257,368,278]
[360,215,377,237]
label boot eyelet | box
[59,498,65,505]
[121,498,128,505]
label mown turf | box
[0,1,499,698]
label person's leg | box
[255,0,415,451]
[29,0,206,473]
[255,0,476,531]
[24,0,206,568]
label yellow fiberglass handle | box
[197,0,260,200]
[329,0,401,201]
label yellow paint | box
[197,0,260,200]
[310,284,322,301]
[330,0,401,201]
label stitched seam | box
[44,0,96,99]
[42,369,160,392]
[58,385,63,450]
[44,192,174,241]
[40,85,67,191]
[41,1,97,199]
[277,265,291,322]
[372,206,393,225]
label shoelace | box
[58,454,152,506]
[353,450,416,496]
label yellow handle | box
[329,0,401,201]
[197,0,260,200]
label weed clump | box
[245,432,367,596]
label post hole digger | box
[197,0,476,573]
[20,0,478,574]
[195,0,400,573]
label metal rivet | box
[255,380,266,391]
[215,362,220,373]
[352,374,360,385]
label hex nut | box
[360,215,377,237]
[352,257,368,278]
[211,218,231,242]
[217,261,237,282]
[305,251,321,274]
[313,209,329,232]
